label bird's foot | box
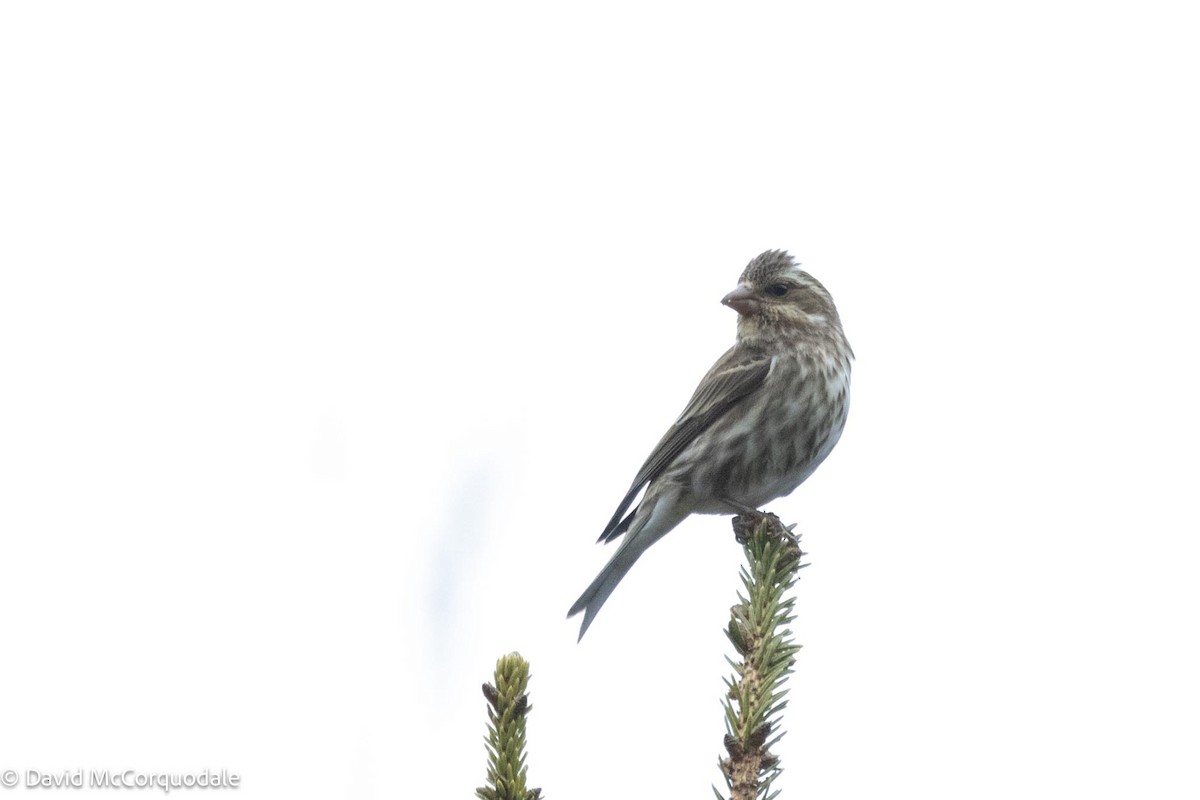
[730,508,780,544]
[729,505,803,552]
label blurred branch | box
[477,652,542,800]
[717,513,805,800]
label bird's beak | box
[721,284,757,316]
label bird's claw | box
[731,509,803,552]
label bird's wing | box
[597,347,774,542]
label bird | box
[568,249,853,640]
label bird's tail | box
[567,493,689,640]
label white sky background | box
[2,2,1198,798]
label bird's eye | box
[765,284,790,297]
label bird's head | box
[722,250,843,345]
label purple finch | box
[568,250,853,640]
